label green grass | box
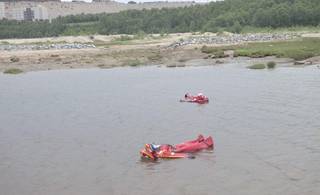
[201,46,227,58]
[61,24,99,36]
[3,68,23,74]
[0,41,10,44]
[241,26,320,34]
[234,38,320,60]
[106,33,164,46]
[201,38,320,61]
[247,64,266,69]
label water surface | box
[0,65,319,195]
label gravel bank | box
[168,33,299,49]
[0,43,96,51]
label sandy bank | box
[1,32,320,73]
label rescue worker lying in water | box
[140,135,214,160]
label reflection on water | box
[0,65,320,195]
[138,158,161,171]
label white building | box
[33,5,48,20]
[0,2,5,19]
[5,7,25,20]
[3,4,48,21]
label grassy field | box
[201,38,320,61]
[241,26,320,34]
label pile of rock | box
[0,43,96,51]
[168,33,297,49]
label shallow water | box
[0,65,320,195]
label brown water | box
[0,65,320,195]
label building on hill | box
[23,7,34,20]
[0,2,5,19]
[0,0,197,21]
[1,3,48,20]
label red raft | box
[180,93,209,104]
[140,135,214,160]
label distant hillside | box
[0,0,59,1]
[0,0,196,20]
[1,0,320,38]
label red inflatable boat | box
[180,93,209,104]
[140,135,214,160]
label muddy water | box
[0,65,319,195]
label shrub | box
[3,68,23,74]
[247,64,266,69]
[133,31,146,39]
[267,61,276,69]
[230,21,242,34]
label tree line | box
[0,0,320,39]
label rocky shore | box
[0,43,96,51]
[0,32,319,73]
[0,33,299,52]
[168,33,298,49]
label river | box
[0,65,319,195]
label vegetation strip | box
[201,38,320,61]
